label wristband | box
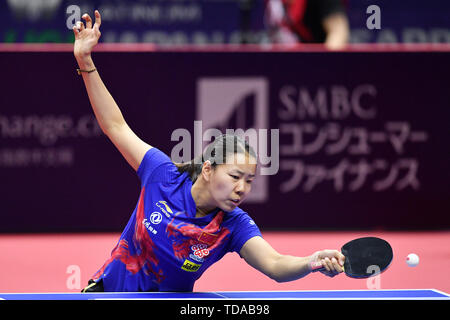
[76,68,97,75]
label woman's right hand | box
[73,10,102,61]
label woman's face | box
[207,153,257,212]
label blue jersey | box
[92,147,262,292]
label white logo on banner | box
[196,78,270,203]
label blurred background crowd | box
[1,0,448,49]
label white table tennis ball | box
[406,253,419,267]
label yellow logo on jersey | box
[181,259,201,272]
[156,201,173,218]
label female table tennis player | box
[74,11,344,292]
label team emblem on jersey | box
[166,210,231,276]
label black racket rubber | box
[341,237,393,278]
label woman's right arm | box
[73,10,151,171]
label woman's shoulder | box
[138,147,188,185]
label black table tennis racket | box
[310,237,393,278]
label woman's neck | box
[191,178,216,218]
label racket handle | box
[309,261,323,271]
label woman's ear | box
[201,160,213,182]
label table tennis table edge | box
[0,289,449,300]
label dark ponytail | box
[175,154,203,183]
[175,134,257,183]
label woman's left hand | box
[309,250,345,277]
